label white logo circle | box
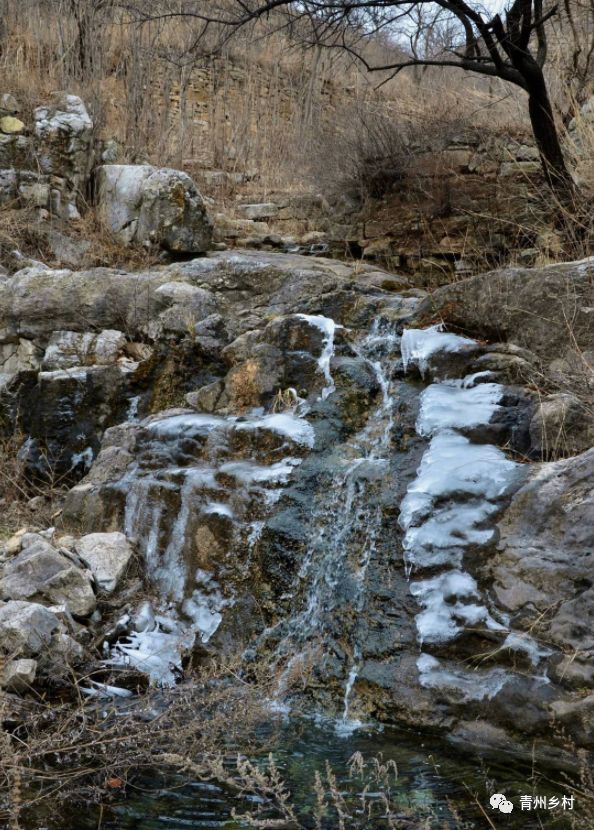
[489,794,514,813]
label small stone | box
[5,528,27,556]
[75,532,133,594]
[0,116,25,134]
[0,94,20,114]
[2,658,37,692]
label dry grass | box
[0,433,65,540]
[0,207,163,274]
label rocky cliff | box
[1,245,593,774]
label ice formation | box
[400,324,477,375]
[399,326,523,673]
[296,313,339,399]
[417,380,503,436]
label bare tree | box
[120,0,588,202]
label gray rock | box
[529,393,594,458]
[0,168,17,205]
[97,164,213,253]
[492,447,594,668]
[33,94,94,220]
[419,259,594,368]
[74,532,133,593]
[0,538,96,616]
[0,337,43,373]
[0,600,60,655]
[46,229,92,268]
[0,94,20,115]
[236,203,278,221]
[1,658,37,692]
[42,329,126,370]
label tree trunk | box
[522,60,576,203]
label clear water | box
[36,719,575,830]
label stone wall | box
[210,133,552,284]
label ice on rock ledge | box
[410,570,505,644]
[417,381,503,437]
[403,502,498,570]
[399,431,521,532]
[219,458,302,484]
[417,653,508,701]
[236,413,315,448]
[183,569,230,643]
[203,502,234,519]
[107,614,194,686]
[147,412,227,437]
[501,632,552,666]
[401,325,477,376]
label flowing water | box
[21,314,581,829]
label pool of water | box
[33,718,576,830]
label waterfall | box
[263,319,399,725]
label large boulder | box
[97,164,213,253]
[0,535,96,616]
[417,259,594,366]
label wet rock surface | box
[1,249,593,771]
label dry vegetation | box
[0,0,592,263]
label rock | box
[418,259,594,367]
[0,338,43,373]
[27,495,47,511]
[236,203,278,221]
[0,116,25,134]
[100,138,123,163]
[0,94,20,115]
[46,229,92,268]
[17,170,50,207]
[74,532,133,593]
[4,528,27,556]
[96,164,213,253]
[33,94,94,220]
[499,160,541,176]
[42,329,127,370]
[0,537,96,616]
[551,695,594,746]
[0,167,17,205]
[492,448,594,667]
[1,658,37,692]
[96,164,154,243]
[529,393,594,458]
[0,600,60,655]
